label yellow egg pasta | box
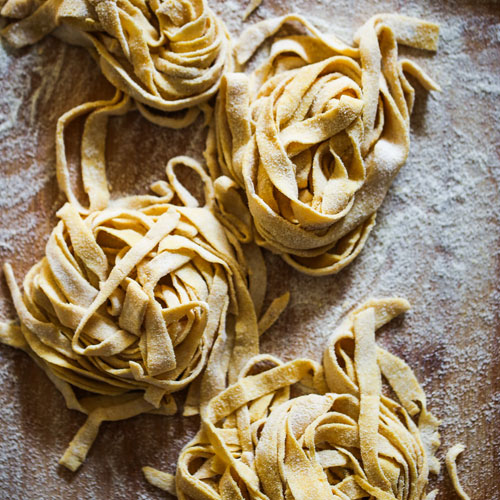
[0,5,473,496]
[1,0,232,127]
[208,14,440,275]
[0,92,292,471]
[445,445,471,500]
[2,158,260,470]
[143,297,452,499]
[242,0,262,20]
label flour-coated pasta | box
[208,14,440,275]
[144,298,452,499]
[0,95,288,471]
[1,0,232,127]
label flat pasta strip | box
[242,0,262,20]
[209,14,440,275]
[145,298,467,499]
[445,444,471,500]
[1,0,232,127]
[0,92,288,469]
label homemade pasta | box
[1,0,232,127]
[445,445,471,500]
[0,92,291,471]
[144,298,445,499]
[209,14,440,274]
[2,155,263,470]
[0,3,473,497]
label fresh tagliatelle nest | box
[144,298,445,499]
[0,82,293,471]
[0,85,290,471]
[1,0,231,127]
[1,153,266,471]
[209,14,440,275]
[0,2,473,498]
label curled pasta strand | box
[242,0,262,21]
[56,90,132,213]
[166,155,216,209]
[209,14,440,275]
[1,0,232,127]
[445,444,471,500]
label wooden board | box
[0,1,499,498]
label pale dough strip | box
[446,444,471,500]
[1,0,232,127]
[208,14,440,275]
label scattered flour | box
[0,1,499,498]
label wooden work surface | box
[0,1,499,498]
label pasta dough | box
[0,93,288,471]
[2,158,262,470]
[144,298,445,499]
[0,4,472,496]
[209,14,440,275]
[445,445,471,500]
[1,0,232,127]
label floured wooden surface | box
[0,0,498,498]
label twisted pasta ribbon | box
[1,0,231,127]
[445,445,471,500]
[144,298,448,499]
[209,14,440,274]
[2,153,265,470]
[0,83,294,471]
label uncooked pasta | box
[1,0,232,127]
[209,14,440,275]
[144,298,447,499]
[0,96,287,471]
[0,4,472,497]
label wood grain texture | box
[0,1,499,499]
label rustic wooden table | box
[0,0,498,498]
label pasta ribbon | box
[445,444,471,500]
[2,152,264,469]
[0,88,292,470]
[1,0,232,127]
[145,298,447,499]
[209,14,440,275]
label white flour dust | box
[0,1,499,499]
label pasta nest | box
[212,14,440,275]
[145,298,441,500]
[3,157,261,470]
[1,0,231,127]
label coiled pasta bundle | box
[1,0,231,127]
[0,86,288,471]
[210,14,440,275]
[144,298,442,499]
[2,154,263,471]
